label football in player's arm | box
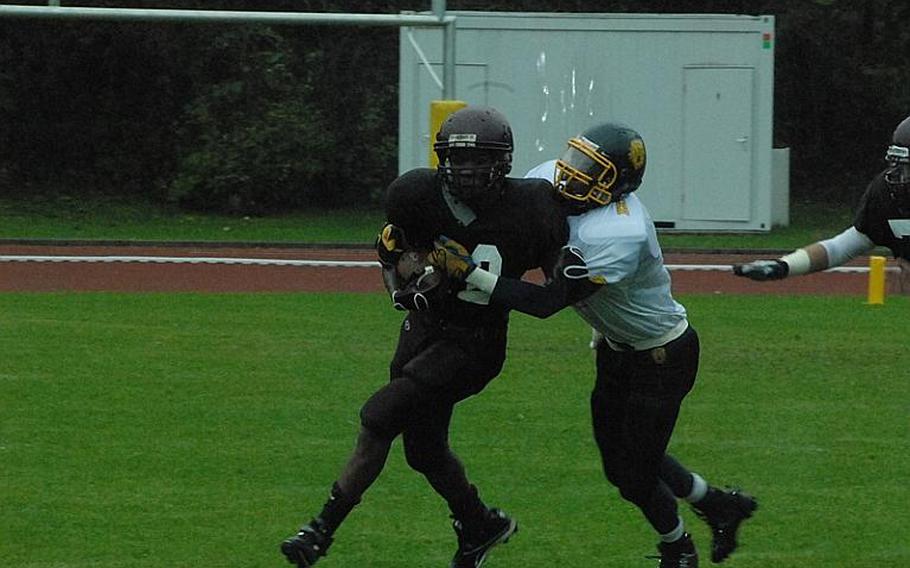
[375,222,447,312]
[734,113,910,280]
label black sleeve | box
[537,186,570,274]
[490,273,600,319]
[851,176,878,236]
[384,169,438,250]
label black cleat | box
[450,508,518,568]
[693,488,758,563]
[652,533,699,568]
[280,519,333,567]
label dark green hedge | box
[0,0,907,212]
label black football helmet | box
[554,122,646,208]
[434,106,513,206]
[884,114,910,213]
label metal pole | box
[432,0,456,98]
[1,3,457,97]
[442,17,456,99]
[431,0,446,20]
[0,5,449,27]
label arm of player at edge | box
[734,226,876,280]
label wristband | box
[780,248,811,276]
[464,267,499,294]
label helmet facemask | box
[554,137,620,208]
[438,147,511,206]
[885,144,910,184]
[884,142,910,213]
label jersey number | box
[458,244,502,305]
[888,219,910,238]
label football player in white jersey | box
[734,113,910,279]
[431,122,757,567]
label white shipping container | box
[399,12,781,231]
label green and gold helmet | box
[554,122,646,208]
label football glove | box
[732,259,789,281]
[554,245,590,280]
[375,223,409,267]
[429,235,476,280]
[391,266,445,311]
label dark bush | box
[0,0,908,211]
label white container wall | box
[400,12,781,231]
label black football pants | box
[355,312,509,522]
[360,311,507,469]
[591,325,699,535]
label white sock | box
[685,472,708,503]
[659,517,686,543]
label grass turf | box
[0,195,857,252]
[1,293,907,567]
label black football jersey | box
[384,168,568,327]
[853,172,910,260]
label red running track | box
[0,244,906,296]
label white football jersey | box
[525,160,688,349]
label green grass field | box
[2,292,907,567]
[0,195,857,252]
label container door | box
[681,66,754,222]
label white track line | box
[0,255,376,268]
[0,255,900,273]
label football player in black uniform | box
[734,113,910,279]
[280,106,567,568]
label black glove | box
[391,266,446,311]
[554,245,590,280]
[375,223,408,267]
[732,259,789,281]
[392,287,431,311]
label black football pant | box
[359,312,508,521]
[591,325,699,535]
[362,312,508,439]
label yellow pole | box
[429,100,467,168]
[867,255,886,305]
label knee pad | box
[359,378,421,439]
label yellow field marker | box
[867,255,886,305]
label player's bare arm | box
[735,114,910,281]
[733,226,875,280]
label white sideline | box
[0,255,900,273]
[0,255,374,268]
